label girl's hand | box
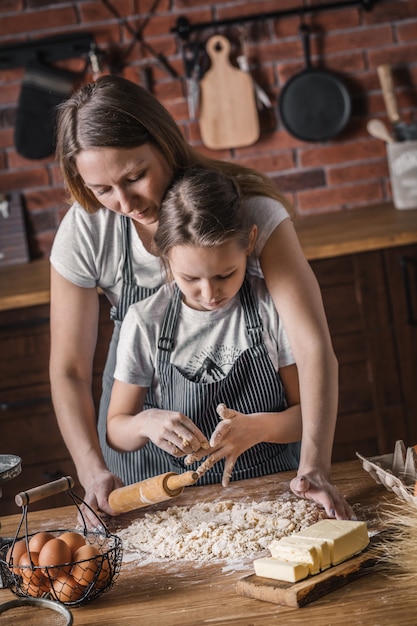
[290,473,354,520]
[186,404,257,487]
[142,409,210,457]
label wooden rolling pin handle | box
[108,471,199,515]
[377,64,400,124]
[164,471,199,493]
[15,476,74,507]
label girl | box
[107,168,302,486]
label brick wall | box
[0,0,416,259]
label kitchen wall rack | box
[172,0,378,39]
[0,32,95,70]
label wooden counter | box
[0,460,415,625]
[1,202,417,312]
[294,201,417,260]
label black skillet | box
[279,24,351,142]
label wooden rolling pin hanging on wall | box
[108,470,199,514]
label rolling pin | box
[108,470,199,514]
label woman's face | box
[76,144,174,227]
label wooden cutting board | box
[236,543,378,608]
[199,35,260,150]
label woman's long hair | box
[56,74,291,213]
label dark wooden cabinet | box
[311,243,417,463]
[384,244,417,444]
[0,297,113,516]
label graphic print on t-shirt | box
[185,344,242,383]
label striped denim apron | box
[97,216,172,484]
[156,279,301,485]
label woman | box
[50,74,352,525]
[107,167,302,486]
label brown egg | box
[71,544,101,587]
[59,531,86,558]
[21,574,50,598]
[19,551,50,596]
[38,537,72,579]
[96,556,111,590]
[6,539,27,575]
[52,571,85,603]
[28,531,55,554]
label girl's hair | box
[154,168,252,261]
[56,74,291,213]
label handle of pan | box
[299,23,312,70]
[15,476,74,507]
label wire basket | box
[0,476,123,607]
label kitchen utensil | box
[236,537,379,608]
[108,470,199,514]
[0,597,73,625]
[199,34,260,149]
[377,64,417,141]
[279,24,351,142]
[0,455,21,495]
[0,476,123,607]
[366,118,394,143]
[386,140,417,209]
[182,41,203,120]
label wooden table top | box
[0,460,414,625]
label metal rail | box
[172,0,378,40]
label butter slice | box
[271,535,331,571]
[297,520,369,565]
[254,557,309,583]
[268,538,321,574]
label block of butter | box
[253,520,369,583]
[270,535,331,572]
[297,520,369,565]
[254,557,310,583]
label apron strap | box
[157,284,182,363]
[110,216,158,322]
[239,276,264,347]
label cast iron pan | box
[279,24,351,142]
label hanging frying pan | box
[279,24,351,142]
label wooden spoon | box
[366,118,394,143]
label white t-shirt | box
[114,275,294,407]
[50,196,289,308]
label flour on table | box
[117,493,326,564]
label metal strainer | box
[0,597,73,625]
[0,454,22,498]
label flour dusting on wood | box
[117,493,326,565]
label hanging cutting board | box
[199,35,260,150]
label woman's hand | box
[77,469,124,529]
[290,472,354,520]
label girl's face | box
[168,228,257,311]
[76,144,173,227]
